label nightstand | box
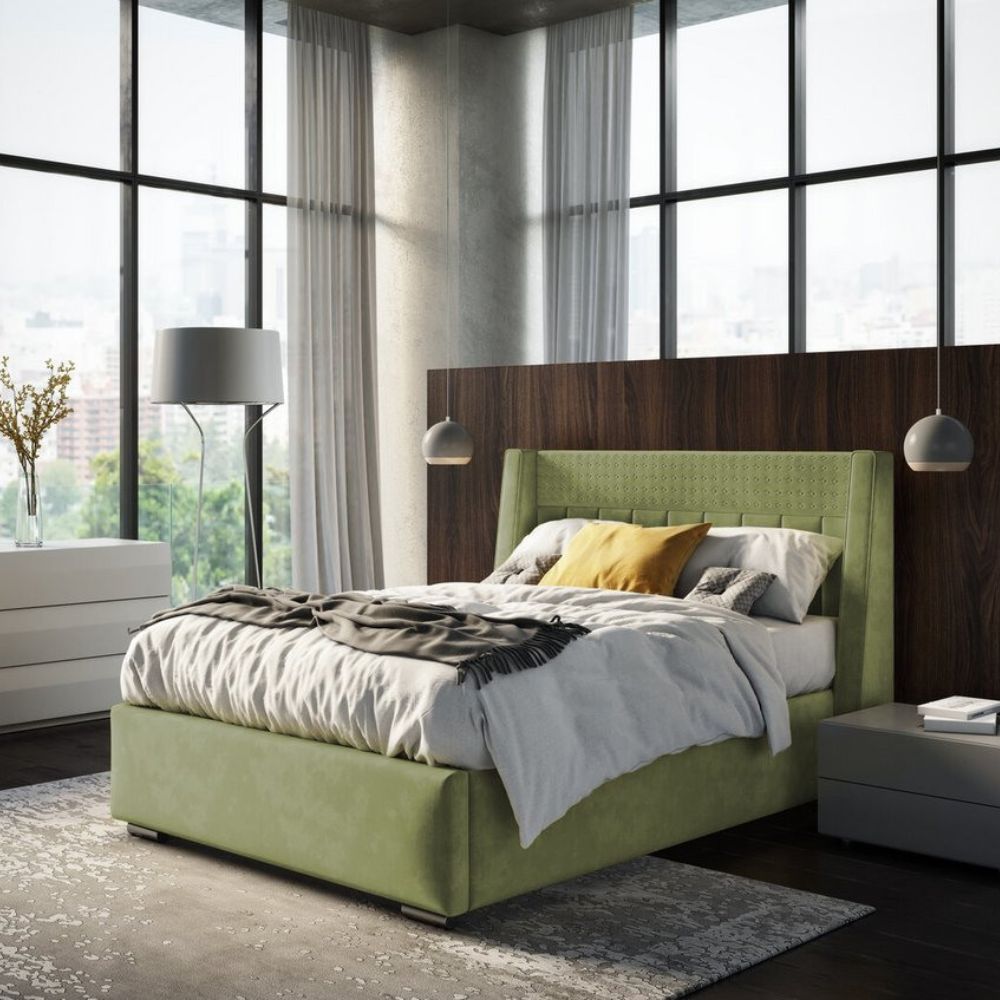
[818,702,1000,869]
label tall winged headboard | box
[495,449,894,715]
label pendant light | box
[904,410,973,472]
[903,328,973,474]
[423,0,473,466]
[904,128,973,473]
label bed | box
[110,449,893,924]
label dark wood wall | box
[427,345,1000,704]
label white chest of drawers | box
[0,539,171,730]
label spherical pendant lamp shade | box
[904,410,974,472]
[422,417,473,465]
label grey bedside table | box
[818,702,1000,869]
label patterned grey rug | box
[0,774,871,999]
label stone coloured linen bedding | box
[761,614,836,697]
[122,582,792,846]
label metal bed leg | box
[126,823,163,842]
[400,905,452,928]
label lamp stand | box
[180,403,206,599]
[243,403,281,589]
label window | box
[262,205,291,586]
[956,163,1000,345]
[807,172,936,351]
[0,2,288,603]
[629,0,995,359]
[678,190,787,357]
[676,0,786,189]
[806,0,935,172]
[263,5,289,195]
[0,0,120,168]
[138,189,247,602]
[628,206,660,359]
[139,0,246,186]
[630,3,660,198]
[954,0,1000,153]
[0,168,120,539]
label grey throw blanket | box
[138,585,590,689]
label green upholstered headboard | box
[494,450,893,715]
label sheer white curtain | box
[288,5,382,592]
[543,7,633,363]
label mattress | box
[761,614,837,698]
[121,583,832,776]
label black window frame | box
[631,0,1000,359]
[0,0,286,585]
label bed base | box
[127,811,451,926]
[111,692,833,920]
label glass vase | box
[15,466,43,548]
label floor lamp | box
[151,327,284,597]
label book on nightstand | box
[917,696,1000,721]
[922,713,998,735]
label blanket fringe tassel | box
[457,616,590,690]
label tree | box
[1,459,81,540]
[263,460,291,586]
[84,450,124,538]
[40,459,83,538]
[83,439,255,603]
[0,477,17,537]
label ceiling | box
[138,0,289,33]
[139,0,786,37]
[295,0,785,34]
[293,1,627,35]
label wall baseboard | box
[0,710,110,736]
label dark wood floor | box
[2,720,998,999]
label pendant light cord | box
[444,0,453,420]
[936,125,944,415]
[936,336,941,415]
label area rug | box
[0,774,871,999]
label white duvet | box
[122,582,791,846]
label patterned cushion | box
[483,551,563,586]
[685,566,776,615]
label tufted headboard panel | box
[494,450,894,714]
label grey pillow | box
[482,551,562,586]
[686,566,776,615]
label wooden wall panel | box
[428,345,998,703]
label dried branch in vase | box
[0,356,75,483]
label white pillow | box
[484,518,597,584]
[677,526,843,624]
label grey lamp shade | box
[422,417,473,465]
[151,327,284,405]
[904,410,974,472]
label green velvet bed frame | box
[111,449,894,923]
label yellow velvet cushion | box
[538,521,712,596]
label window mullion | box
[245,0,265,587]
[119,0,139,539]
[938,0,956,348]
[660,0,677,360]
[789,0,806,354]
